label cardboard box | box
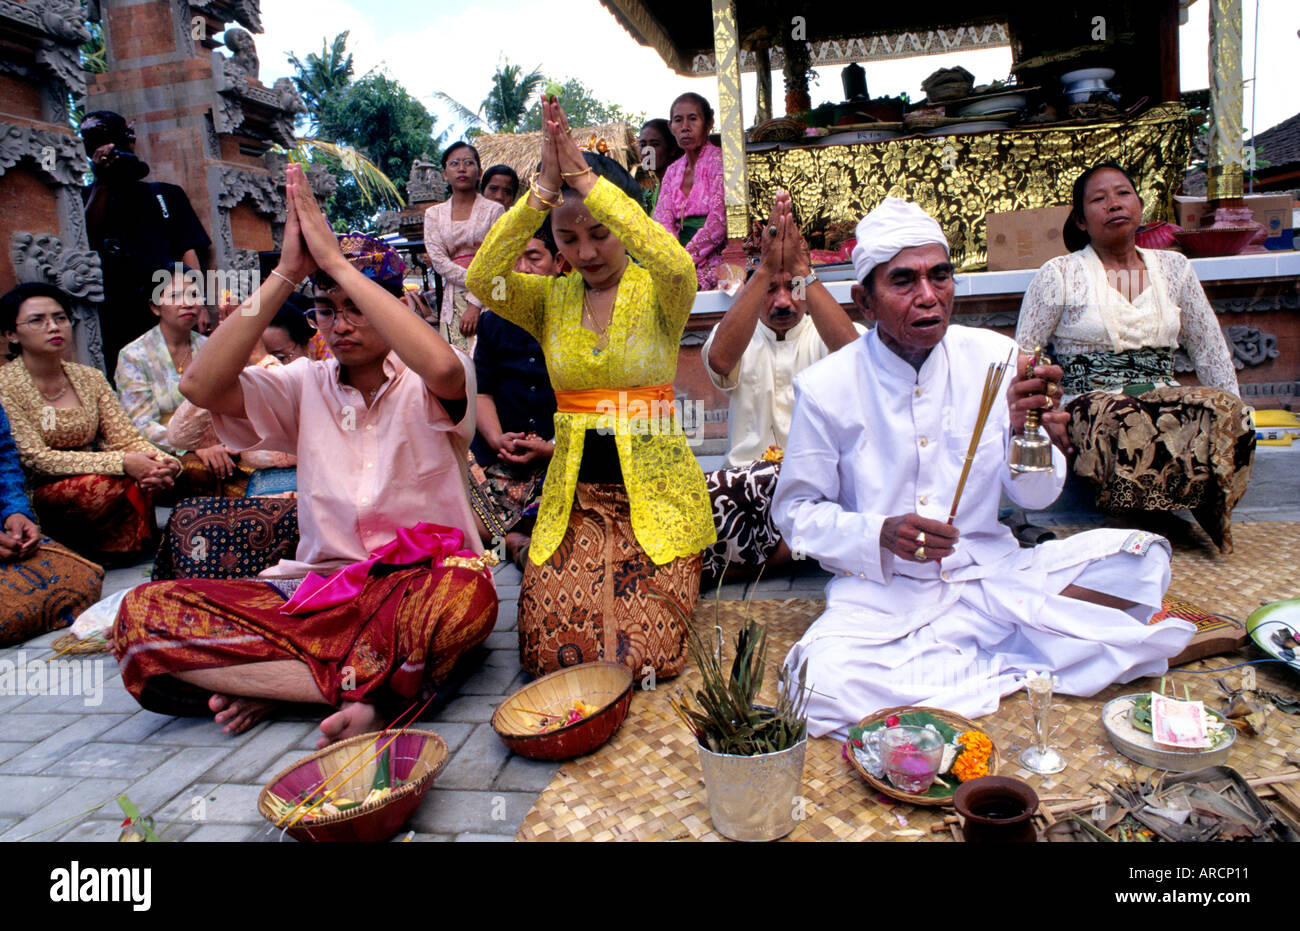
[1174,193,1294,250]
[985,206,1072,271]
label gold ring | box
[916,531,926,545]
[915,545,926,560]
[1047,381,1057,396]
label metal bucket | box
[696,738,808,841]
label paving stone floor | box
[2,447,1294,842]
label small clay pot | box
[953,775,1039,842]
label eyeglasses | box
[15,313,72,330]
[446,158,478,169]
[308,306,368,329]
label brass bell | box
[1009,346,1056,475]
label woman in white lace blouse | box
[1016,163,1254,552]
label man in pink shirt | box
[114,165,498,747]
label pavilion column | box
[754,47,773,124]
[1206,0,1244,204]
[710,0,749,290]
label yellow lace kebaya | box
[466,176,715,565]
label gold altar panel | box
[747,105,1193,272]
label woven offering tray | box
[845,705,1000,806]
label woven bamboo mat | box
[516,523,1300,842]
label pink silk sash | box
[280,522,481,615]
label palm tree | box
[435,58,545,134]
[288,31,355,124]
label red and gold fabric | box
[31,473,156,560]
[113,564,497,716]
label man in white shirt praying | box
[774,197,1195,739]
[699,191,863,582]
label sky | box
[253,0,1296,147]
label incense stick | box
[946,348,1015,525]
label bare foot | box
[208,693,275,734]
[316,701,385,749]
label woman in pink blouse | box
[653,93,726,291]
[423,141,505,351]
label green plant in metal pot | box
[657,569,810,756]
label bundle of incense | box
[946,348,1015,525]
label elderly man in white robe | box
[775,198,1194,739]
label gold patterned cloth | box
[0,359,178,479]
[746,104,1193,272]
[466,177,715,566]
[1067,386,1256,553]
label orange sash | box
[553,384,675,415]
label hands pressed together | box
[531,97,597,207]
[756,191,811,279]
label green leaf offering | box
[371,746,391,792]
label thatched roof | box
[473,122,643,187]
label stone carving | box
[193,0,262,34]
[375,211,400,235]
[407,159,447,203]
[1173,326,1278,372]
[1224,325,1280,369]
[10,232,104,303]
[1211,294,1300,314]
[306,161,337,200]
[0,122,88,186]
[273,77,306,118]
[1241,381,1298,399]
[0,1,89,104]
[0,0,89,42]
[216,166,282,213]
[223,27,259,80]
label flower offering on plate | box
[845,706,999,804]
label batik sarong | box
[466,450,544,541]
[113,564,497,718]
[31,474,156,561]
[517,482,701,679]
[1067,385,1255,552]
[701,459,782,582]
[0,541,104,646]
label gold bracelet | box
[529,172,561,200]
[561,166,593,179]
[529,188,561,210]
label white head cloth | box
[851,197,949,284]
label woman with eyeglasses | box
[115,173,496,745]
[423,141,505,351]
[0,282,179,563]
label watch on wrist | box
[799,268,819,286]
